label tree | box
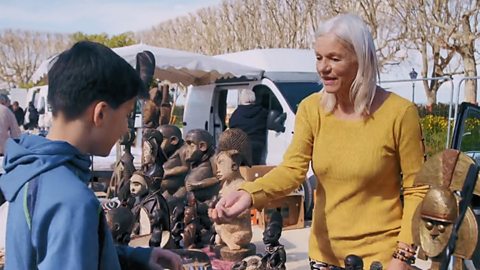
[71,32,136,48]
[0,29,71,88]
[390,0,479,106]
[428,0,480,104]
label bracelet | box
[392,249,416,265]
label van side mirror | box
[267,110,286,133]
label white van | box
[182,49,322,217]
[24,85,144,132]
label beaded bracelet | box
[392,249,416,265]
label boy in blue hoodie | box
[0,41,182,270]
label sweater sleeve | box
[395,105,428,244]
[241,97,315,209]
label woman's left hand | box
[386,258,410,270]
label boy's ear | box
[92,101,109,127]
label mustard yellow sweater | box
[242,92,427,267]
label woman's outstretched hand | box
[210,190,252,224]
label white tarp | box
[31,43,264,86]
[215,48,317,73]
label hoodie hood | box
[0,134,91,201]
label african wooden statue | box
[412,149,480,269]
[261,210,286,270]
[183,129,219,247]
[210,129,254,261]
[105,206,135,245]
[170,203,185,248]
[184,129,219,203]
[143,84,171,128]
[159,84,172,125]
[183,192,202,249]
[412,186,478,269]
[108,129,136,201]
[129,171,171,247]
[158,125,189,206]
[142,129,166,192]
[143,86,161,128]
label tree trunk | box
[458,15,478,104]
[424,89,436,113]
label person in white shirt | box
[0,94,21,155]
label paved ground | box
[250,221,431,270]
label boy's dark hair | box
[48,41,144,120]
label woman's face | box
[315,33,358,97]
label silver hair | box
[316,13,379,115]
[238,89,256,105]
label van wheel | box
[302,176,316,220]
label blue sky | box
[0,0,222,35]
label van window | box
[252,85,282,113]
[274,82,322,113]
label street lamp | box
[409,68,418,103]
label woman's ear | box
[92,101,109,127]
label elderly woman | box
[212,13,427,270]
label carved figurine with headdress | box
[129,171,171,247]
[142,129,166,192]
[158,124,190,206]
[261,210,286,270]
[412,149,480,269]
[108,129,136,201]
[412,186,478,269]
[210,128,254,261]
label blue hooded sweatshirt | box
[0,134,151,270]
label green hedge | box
[420,114,480,156]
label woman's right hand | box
[211,190,252,224]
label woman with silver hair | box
[212,13,426,270]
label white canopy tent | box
[31,43,264,86]
[215,48,317,73]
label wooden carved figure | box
[261,211,286,270]
[129,171,171,247]
[142,129,166,192]
[211,128,255,261]
[158,124,189,207]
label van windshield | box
[274,82,322,113]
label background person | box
[229,89,268,165]
[0,94,21,156]
[212,13,427,270]
[24,101,39,130]
[11,101,24,126]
